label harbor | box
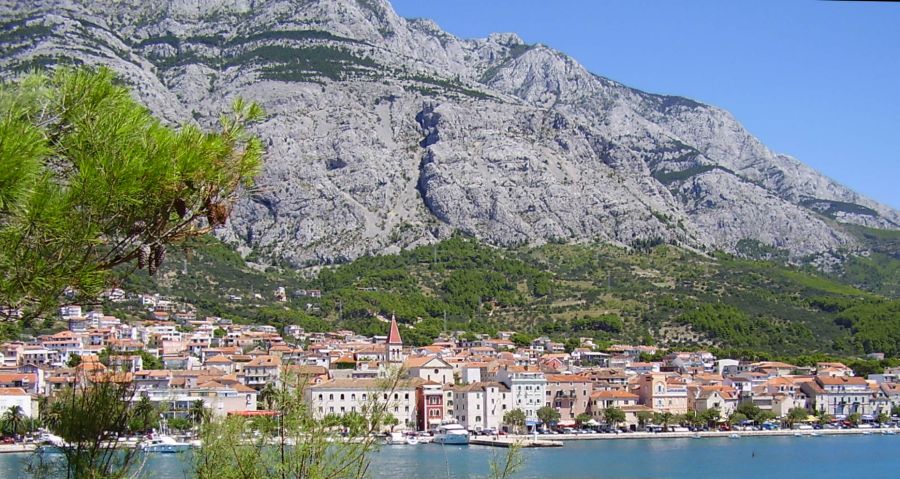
[3,433,899,479]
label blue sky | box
[390,0,900,210]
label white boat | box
[37,433,67,453]
[140,435,192,453]
[433,421,469,445]
[728,433,741,439]
[384,432,406,445]
[405,435,419,445]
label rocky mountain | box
[2,0,898,266]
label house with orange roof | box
[802,375,874,417]
[588,389,653,430]
[404,356,454,385]
[635,372,688,414]
[586,368,630,391]
[0,373,37,395]
[545,374,592,423]
[241,355,281,390]
[205,354,235,374]
[450,381,512,432]
[305,378,422,431]
[137,382,257,418]
[752,361,798,378]
[816,362,854,378]
[689,385,739,417]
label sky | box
[390,0,900,210]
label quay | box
[469,437,563,448]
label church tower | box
[386,315,403,363]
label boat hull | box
[435,434,469,445]
[142,444,191,453]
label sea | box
[2,434,898,479]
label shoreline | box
[502,426,900,442]
[3,427,896,454]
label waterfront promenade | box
[3,426,895,454]
[507,426,900,442]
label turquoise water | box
[2,435,898,478]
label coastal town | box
[1,289,899,447]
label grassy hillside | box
[117,234,899,359]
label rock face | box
[2,0,898,265]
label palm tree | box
[133,395,156,432]
[659,412,674,432]
[259,382,278,410]
[189,400,209,426]
[3,405,25,438]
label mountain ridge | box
[1,0,897,266]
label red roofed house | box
[545,374,592,424]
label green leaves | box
[0,67,263,316]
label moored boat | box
[384,432,406,445]
[140,435,192,453]
[433,421,469,445]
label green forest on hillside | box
[95,229,900,361]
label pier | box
[469,437,563,448]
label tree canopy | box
[0,67,262,317]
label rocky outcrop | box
[1,0,896,264]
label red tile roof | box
[387,316,402,344]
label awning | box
[557,420,576,427]
[428,419,442,424]
[585,419,600,426]
[525,420,540,426]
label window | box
[329,394,334,400]
[340,394,345,400]
[351,393,356,400]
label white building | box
[306,378,420,431]
[136,384,257,418]
[450,381,512,432]
[0,387,35,418]
[496,366,546,424]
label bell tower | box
[386,315,403,363]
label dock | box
[469,437,563,448]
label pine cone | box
[153,245,166,268]
[206,202,230,227]
[174,198,187,218]
[129,220,147,235]
[137,244,150,269]
[148,261,157,276]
